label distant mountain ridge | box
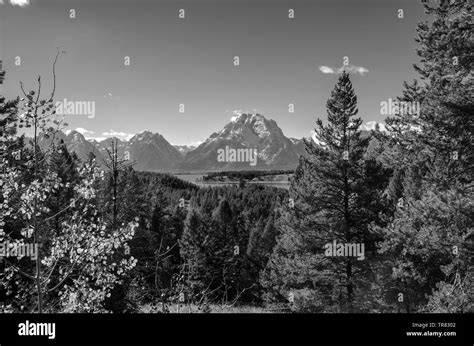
[37,130,182,171]
[34,115,385,172]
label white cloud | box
[319,64,369,76]
[10,0,30,7]
[338,65,369,75]
[75,127,94,136]
[190,140,203,147]
[171,141,202,148]
[102,129,134,141]
[65,127,97,140]
[319,66,335,74]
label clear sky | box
[0,0,426,145]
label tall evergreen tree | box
[180,209,210,298]
[262,72,389,312]
[376,0,473,312]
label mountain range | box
[36,113,383,172]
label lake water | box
[173,173,291,190]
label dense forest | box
[0,0,472,313]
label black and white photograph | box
[0,0,472,344]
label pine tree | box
[246,216,265,262]
[376,0,473,312]
[262,72,389,312]
[0,61,5,85]
[180,209,209,297]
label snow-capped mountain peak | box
[181,113,305,170]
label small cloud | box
[171,141,201,147]
[75,127,94,136]
[65,127,97,140]
[337,65,369,76]
[102,129,134,141]
[190,140,203,147]
[319,64,369,76]
[319,66,335,74]
[10,0,30,6]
